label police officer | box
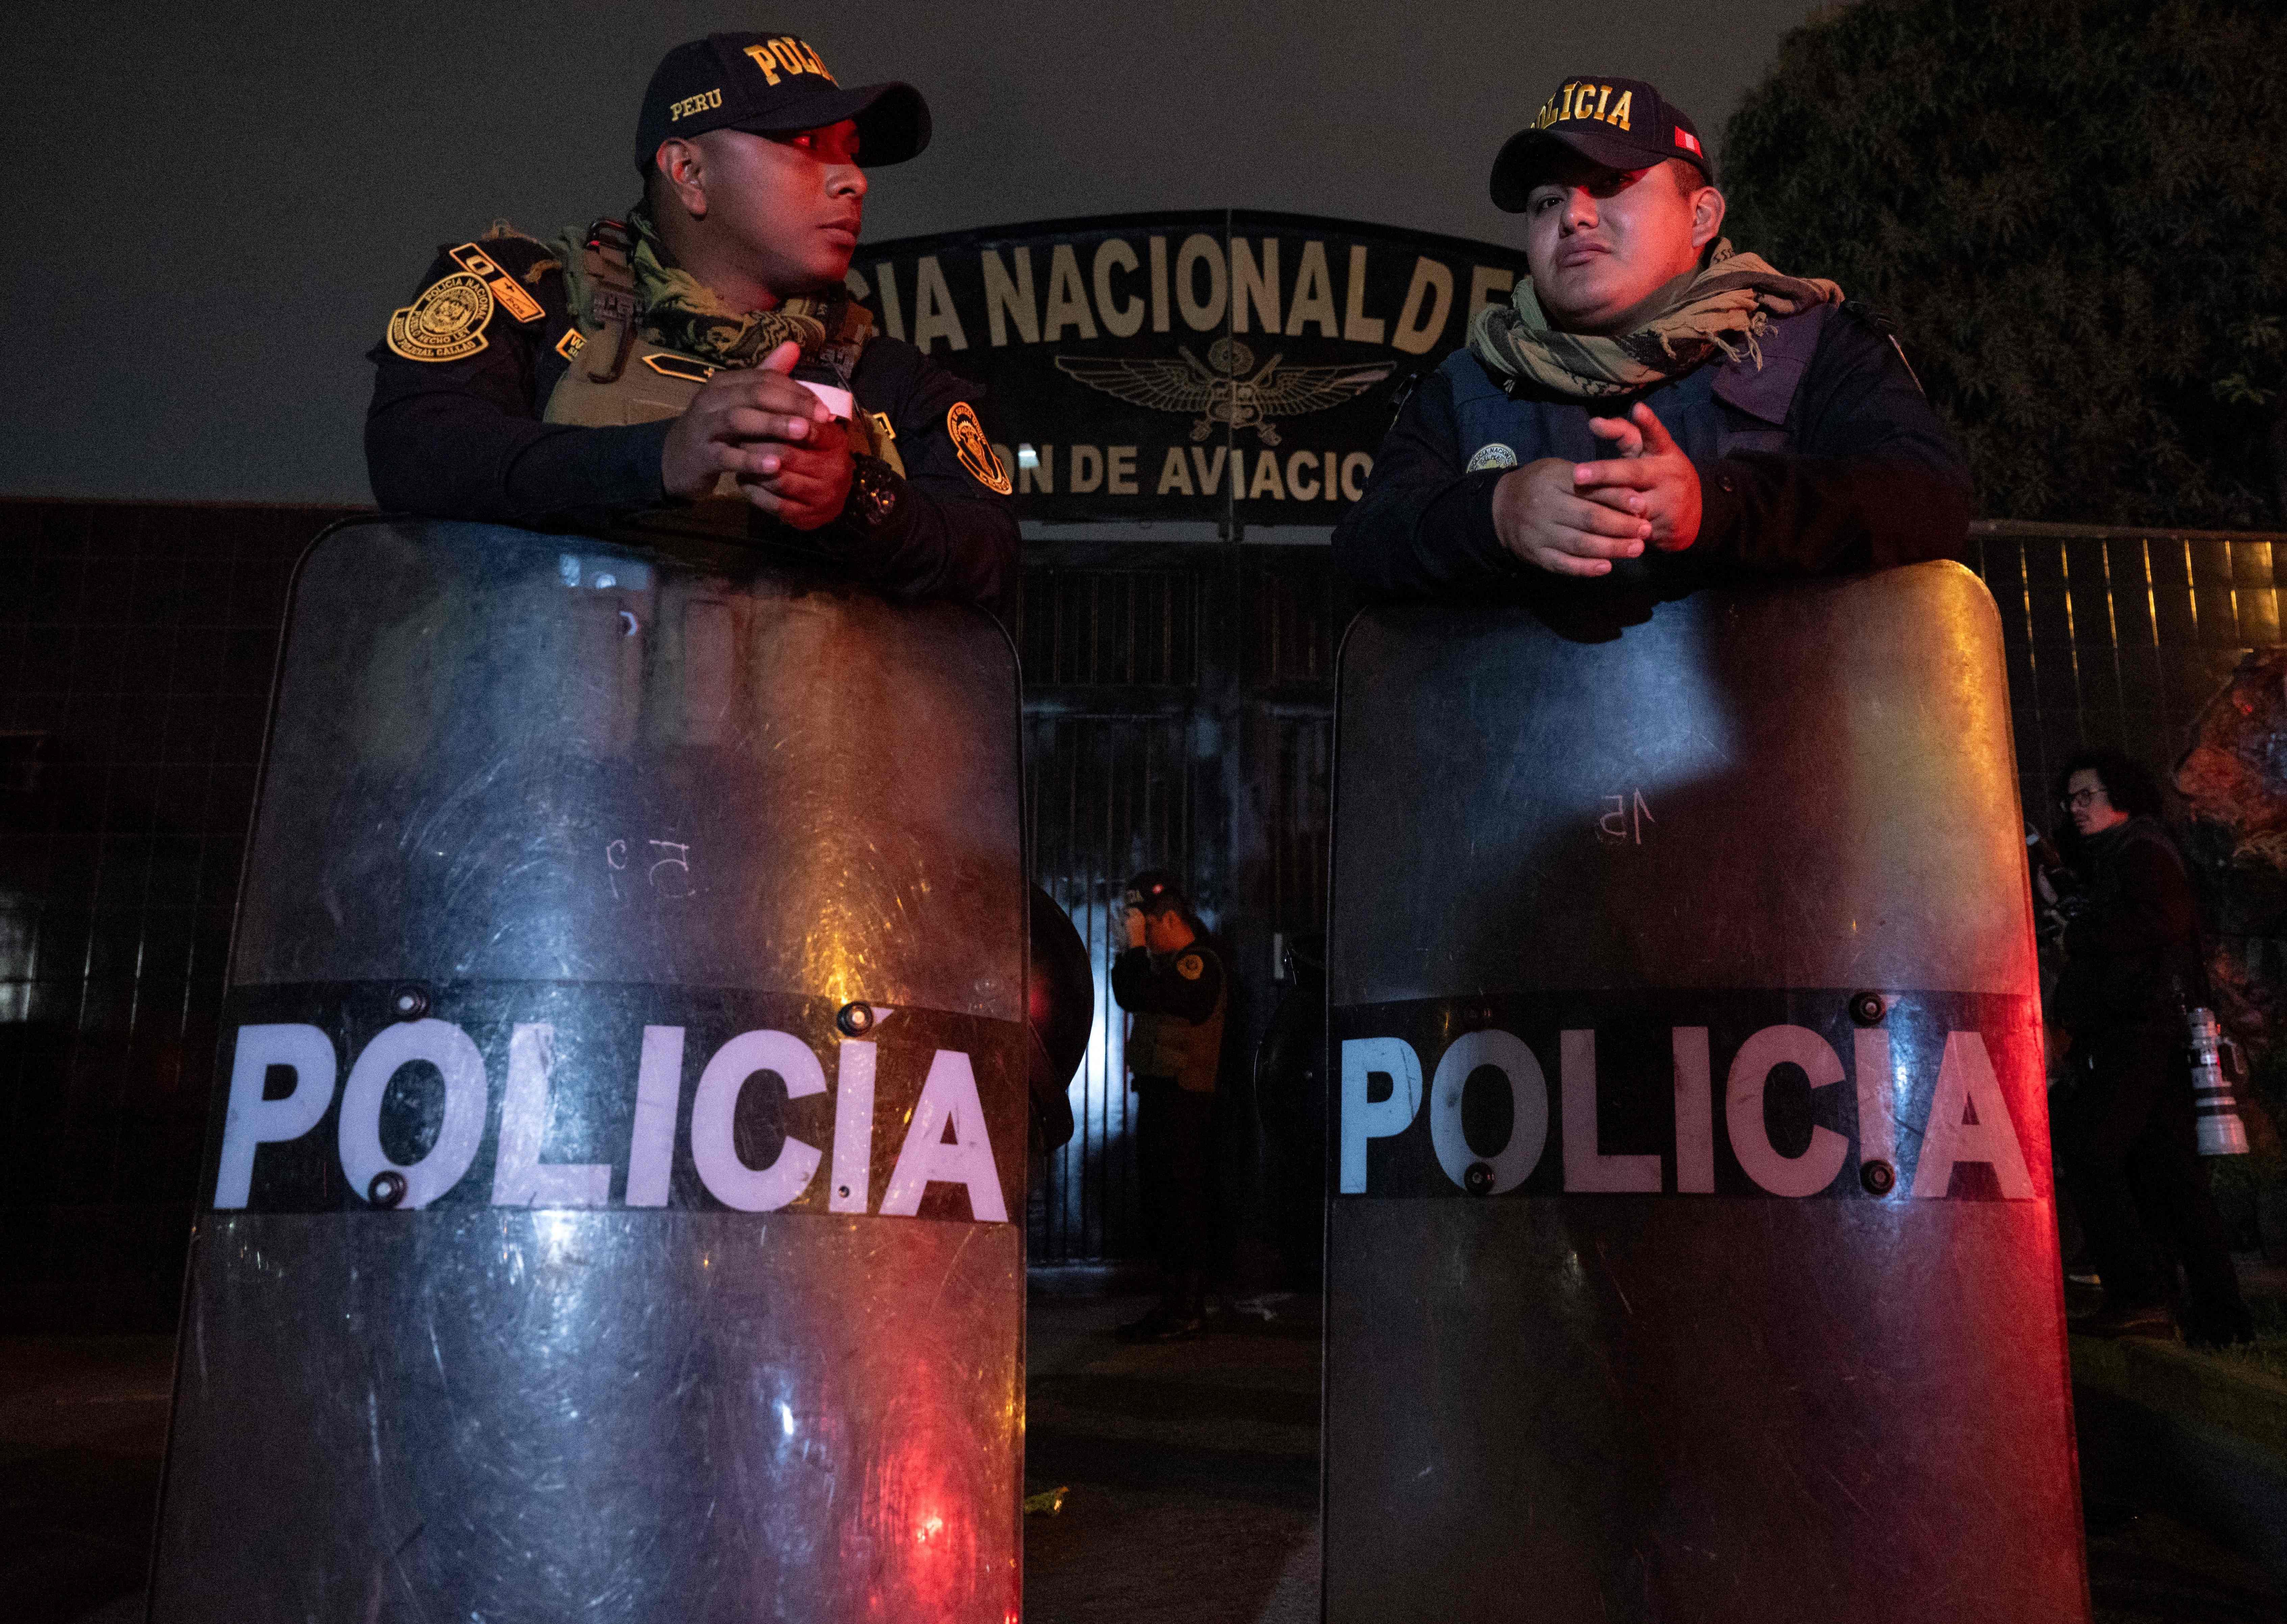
[365,31,1015,609]
[1333,76,1970,594]
[1111,871,1226,1341]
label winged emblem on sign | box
[1053,338,1393,447]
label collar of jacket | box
[1707,303,1834,425]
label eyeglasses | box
[2061,788,2104,810]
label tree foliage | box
[1723,0,2287,527]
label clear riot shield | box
[150,520,1027,1624]
[1325,563,2087,1624]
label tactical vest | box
[1444,303,1835,472]
[1127,949,1228,1095]
[543,219,904,530]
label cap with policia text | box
[1489,75,1711,211]
[633,31,931,175]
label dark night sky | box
[3,0,1823,503]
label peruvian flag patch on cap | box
[1675,128,1703,155]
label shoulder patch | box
[945,400,1013,495]
[554,327,588,360]
[1175,953,1204,981]
[447,243,545,324]
[386,272,494,363]
[1465,442,1519,473]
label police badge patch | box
[387,272,495,363]
[945,401,1014,495]
[1465,442,1520,472]
[1176,953,1203,981]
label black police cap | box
[634,31,931,176]
[1489,75,1712,211]
[1123,870,1191,915]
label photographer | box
[1110,872,1226,1342]
[2047,750,2252,1345]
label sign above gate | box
[848,210,1531,526]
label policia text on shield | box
[1322,77,2084,1624]
[151,33,1030,1624]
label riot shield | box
[1325,564,2086,1623]
[150,519,1027,1624]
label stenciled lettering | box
[493,1022,610,1207]
[1725,1024,1851,1198]
[208,1017,1010,1222]
[339,1019,489,1209]
[1337,1016,2034,1202]
[214,1023,336,1208]
[980,247,1038,347]
[689,1028,826,1213]
[1912,1031,2035,1198]
[1339,1036,1423,1193]
[1562,1029,1660,1192]
[879,1049,1006,1221]
[1428,1028,1547,1193]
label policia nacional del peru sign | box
[849,210,1531,525]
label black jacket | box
[364,229,1017,609]
[1111,943,1226,1023]
[1332,302,1971,597]
[2054,817,2207,1035]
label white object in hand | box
[795,381,854,422]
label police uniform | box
[1111,879,1227,1333]
[1114,938,1227,1093]
[363,31,1016,612]
[1333,77,1971,597]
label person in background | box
[1334,74,1968,596]
[1111,872,1227,1341]
[2048,749,2253,1345]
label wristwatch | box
[841,454,903,531]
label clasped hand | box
[1490,401,1702,578]
[660,340,853,530]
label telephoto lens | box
[2185,1006,2250,1157]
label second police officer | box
[1335,75,1971,592]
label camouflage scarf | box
[627,201,844,368]
[1469,240,1843,401]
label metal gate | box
[1018,545,1347,1265]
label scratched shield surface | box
[150,520,1027,1624]
[1324,563,2089,1624]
